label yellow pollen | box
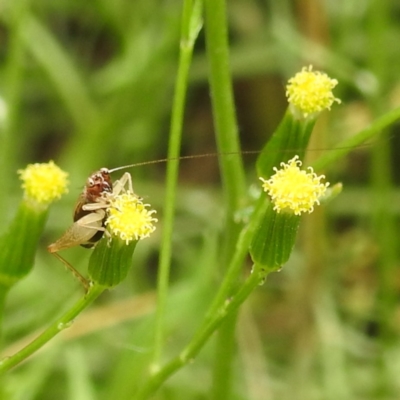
[18,161,69,205]
[260,156,329,215]
[286,65,341,118]
[106,192,157,244]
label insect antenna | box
[107,151,260,174]
[107,139,379,175]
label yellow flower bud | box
[18,161,69,206]
[106,192,157,244]
[260,156,329,215]
[286,65,341,118]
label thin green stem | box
[135,193,266,398]
[0,287,9,344]
[366,3,397,394]
[1,0,28,226]
[311,105,400,172]
[153,0,203,368]
[21,15,98,132]
[0,284,104,373]
[211,313,237,398]
[204,0,246,396]
[136,265,263,399]
[205,196,267,318]
[204,0,245,213]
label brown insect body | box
[73,168,113,248]
[48,168,114,253]
[47,168,118,289]
[73,168,112,219]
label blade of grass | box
[311,106,400,171]
[20,15,98,130]
[152,0,203,370]
[0,1,28,226]
[203,0,246,396]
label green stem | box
[1,0,28,226]
[0,287,9,343]
[136,265,263,399]
[135,193,267,398]
[0,284,104,373]
[204,0,246,395]
[312,105,400,171]
[204,0,245,213]
[153,0,203,367]
[205,196,267,319]
[366,3,396,394]
[211,313,237,398]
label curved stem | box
[136,265,263,399]
[0,284,104,373]
[312,105,400,171]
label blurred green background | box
[1,0,400,399]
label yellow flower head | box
[106,192,157,244]
[18,161,69,205]
[260,156,329,215]
[286,65,341,118]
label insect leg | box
[49,252,90,291]
[47,210,106,290]
[112,172,133,195]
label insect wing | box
[73,194,88,222]
[48,210,106,252]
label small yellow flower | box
[18,161,69,205]
[106,192,157,244]
[260,156,329,215]
[286,65,341,118]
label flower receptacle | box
[250,205,301,271]
[88,237,138,287]
[256,110,316,179]
[0,201,48,288]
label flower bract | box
[260,156,329,215]
[18,161,69,205]
[286,65,341,118]
[106,192,157,244]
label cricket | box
[47,166,135,289]
[46,153,255,288]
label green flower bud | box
[251,156,329,270]
[257,66,340,179]
[250,205,301,270]
[88,237,137,287]
[0,162,69,288]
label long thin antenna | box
[108,151,259,173]
[107,139,379,174]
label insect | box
[47,153,247,288]
[47,167,134,289]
